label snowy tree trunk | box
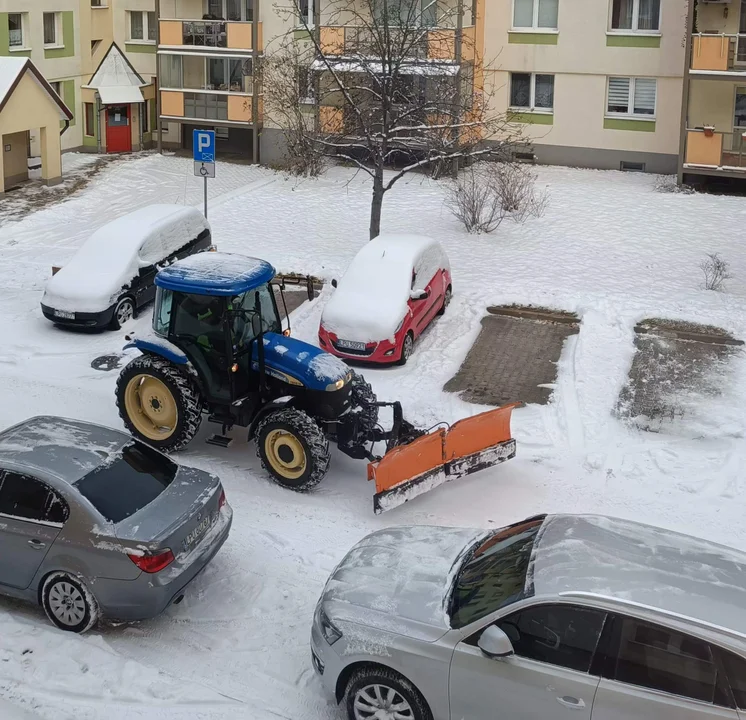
[370,168,384,240]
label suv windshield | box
[449,517,544,629]
[75,443,177,524]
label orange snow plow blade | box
[368,403,520,514]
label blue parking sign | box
[193,129,216,163]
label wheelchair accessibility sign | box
[193,129,216,177]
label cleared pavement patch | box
[445,306,579,406]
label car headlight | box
[318,607,342,645]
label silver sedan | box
[0,416,232,632]
[311,514,746,720]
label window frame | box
[608,0,661,34]
[605,76,656,120]
[0,470,69,528]
[8,12,27,50]
[208,0,256,22]
[43,12,62,48]
[602,614,735,709]
[128,10,156,44]
[512,0,559,31]
[84,102,96,137]
[509,72,555,114]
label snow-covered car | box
[318,234,451,365]
[41,205,211,330]
[0,416,232,633]
[311,514,746,720]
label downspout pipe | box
[60,119,70,135]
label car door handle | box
[556,696,585,710]
[27,539,46,549]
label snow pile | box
[307,352,349,383]
[158,252,274,295]
[42,205,209,313]
[321,234,439,343]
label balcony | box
[690,33,746,76]
[160,89,261,123]
[683,128,746,174]
[159,19,262,52]
[319,25,459,62]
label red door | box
[105,105,131,153]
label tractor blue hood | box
[255,332,351,391]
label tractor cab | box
[152,254,283,405]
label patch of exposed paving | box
[617,319,743,432]
[445,305,579,406]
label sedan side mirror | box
[331,279,338,289]
[410,289,428,301]
[477,626,514,659]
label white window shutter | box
[607,77,630,112]
[633,78,656,115]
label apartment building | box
[680,0,746,182]
[0,1,156,155]
[486,0,687,173]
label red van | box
[319,235,452,365]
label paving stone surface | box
[445,313,579,406]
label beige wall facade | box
[483,0,687,172]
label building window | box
[84,103,95,137]
[129,11,156,42]
[513,0,558,29]
[50,81,62,98]
[215,126,230,139]
[142,101,150,133]
[610,0,659,32]
[43,12,61,46]
[510,73,554,111]
[183,92,228,120]
[206,0,254,21]
[8,13,25,48]
[160,55,182,88]
[207,57,246,91]
[607,76,656,117]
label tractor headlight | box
[317,607,342,645]
[326,378,346,391]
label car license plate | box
[337,339,366,351]
[53,309,75,320]
[183,513,214,552]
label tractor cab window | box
[153,287,173,337]
[229,283,281,348]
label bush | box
[446,161,547,234]
[700,252,732,292]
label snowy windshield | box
[449,518,543,629]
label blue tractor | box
[115,252,518,512]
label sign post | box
[193,129,216,219]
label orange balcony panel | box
[321,26,345,55]
[428,29,455,61]
[227,22,253,50]
[160,20,183,46]
[462,25,476,62]
[320,106,344,133]
[686,130,723,166]
[161,90,184,117]
[692,35,729,72]
[228,94,251,122]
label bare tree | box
[268,0,530,238]
[446,161,547,234]
[700,252,732,291]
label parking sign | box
[193,129,216,163]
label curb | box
[634,324,744,346]
[487,305,579,326]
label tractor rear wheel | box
[255,408,330,491]
[116,354,203,452]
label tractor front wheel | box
[116,354,203,452]
[255,408,330,491]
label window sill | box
[44,44,64,50]
[127,40,156,45]
[606,31,661,37]
[509,28,558,34]
[91,4,109,8]
[8,46,32,53]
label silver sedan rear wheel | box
[42,573,99,633]
[353,684,414,720]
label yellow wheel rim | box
[123,374,178,442]
[264,429,307,480]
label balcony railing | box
[690,33,746,73]
[684,128,746,171]
[159,19,262,51]
[319,25,458,62]
[160,88,261,123]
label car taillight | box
[218,489,227,511]
[128,549,175,574]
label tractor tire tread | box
[349,371,379,433]
[255,408,330,492]
[115,354,203,452]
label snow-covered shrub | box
[700,252,732,292]
[446,161,547,234]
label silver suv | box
[311,514,746,720]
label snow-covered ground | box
[2,153,746,719]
